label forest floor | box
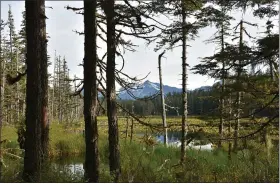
[1,116,279,182]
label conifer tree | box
[23,0,49,181]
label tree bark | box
[23,0,46,181]
[58,56,62,124]
[16,49,20,122]
[51,51,56,121]
[130,118,134,143]
[0,25,4,181]
[180,1,188,163]
[269,59,274,81]
[105,0,121,181]
[228,94,232,160]
[40,2,49,161]
[125,117,129,141]
[158,51,168,146]
[218,22,225,148]
[8,6,13,125]
[83,0,99,182]
[233,20,243,152]
[264,128,272,161]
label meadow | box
[1,116,279,182]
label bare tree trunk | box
[228,94,232,160]
[1,60,5,128]
[130,118,134,143]
[16,49,20,122]
[23,0,46,181]
[0,29,4,181]
[8,8,13,125]
[218,23,225,148]
[263,127,272,161]
[269,59,274,81]
[74,75,78,120]
[58,56,62,124]
[125,116,129,141]
[83,0,99,181]
[51,51,56,121]
[158,51,168,146]
[234,20,243,152]
[105,0,121,181]
[180,1,188,163]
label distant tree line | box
[117,89,219,116]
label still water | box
[52,158,84,177]
[52,131,184,176]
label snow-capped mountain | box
[83,80,212,99]
[117,80,181,100]
[195,86,212,91]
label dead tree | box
[158,50,168,146]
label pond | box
[52,158,84,177]
[52,131,213,176]
[155,131,182,143]
[138,130,214,151]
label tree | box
[180,0,188,163]
[104,0,121,181]
[6,5,19,125]
[23,0,48,181]
[152,0,206,163]
[192,2,234,147]
[158,51,168,145]
[83,0,99,182]
[40,0,49,160]
[0,19,6,181]
[253,21,278,81]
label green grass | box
[0,116,279,182]
[49,123,85,157]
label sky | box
[1,1,278,90]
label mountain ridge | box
[117,80,212,100]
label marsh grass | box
[1,117,279,182]
[1,139,279,182]
[49,123,85,158]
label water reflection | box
[52,159,84,176]
[155,131,182,143]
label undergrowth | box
[0,120,279,182]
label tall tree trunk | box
[8,8,13,125]
[23,0,46,181]
[125,117,129,141]
[16,49,20,122]
[218,22,225,148]
[130,118,134,143]
[269,59,274,81]
[40,3,49,161]
[58,56,62,124]
[51,51,56,121]
[105,0,121,181]
[158,51,168,146]
[180,1,188,163]
[233,20,243,151]
[264,127,272,161]
[0,29,4,181]
[83,0,99,182]
[228,94,232,160]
